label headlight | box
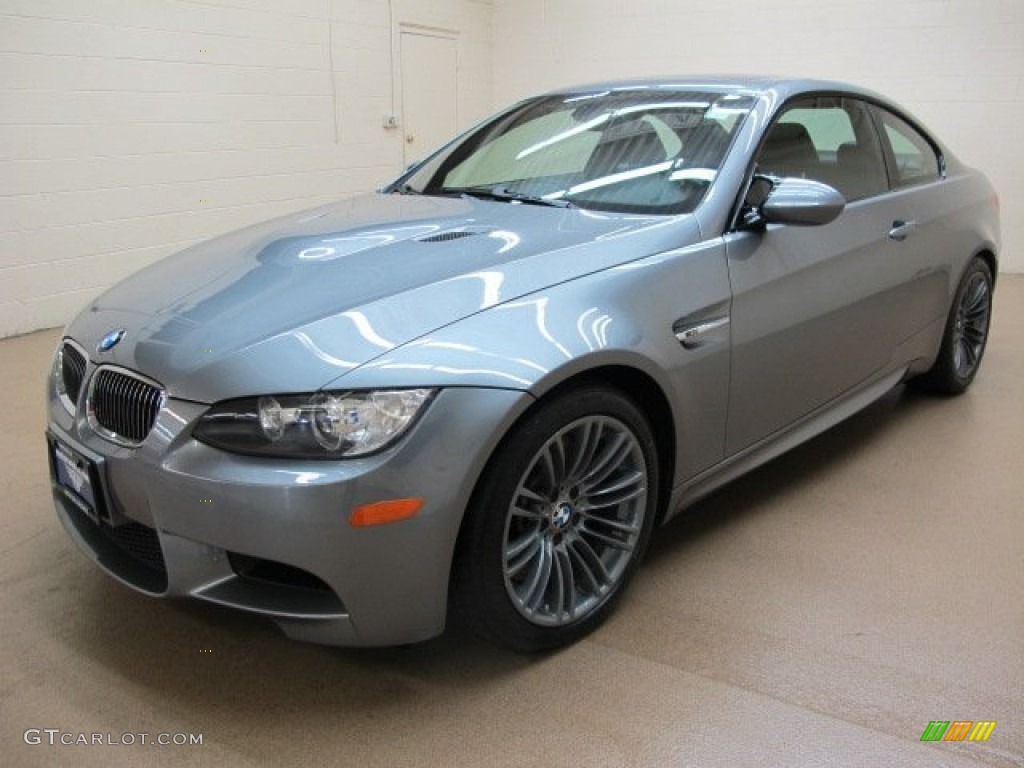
[193,389,436,459]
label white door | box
[400,30,458,167]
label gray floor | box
[2,277,1021,768]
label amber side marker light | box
[349,497,424,527]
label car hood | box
[68,193,693,402]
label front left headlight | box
[193,388,436,459]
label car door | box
[723,95,909,454]
[868,105,951,338]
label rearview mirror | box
[761,177,846,227]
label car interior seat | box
[758,122,820,179]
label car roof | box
[543,76,889,104]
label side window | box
[757,96,889,202]
[874,108,941,187]
[781,107,855,155]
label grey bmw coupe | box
[47,77,998,651]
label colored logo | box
[97,329,126,353]
[920,721,996,742]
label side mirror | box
[761,177,846,227]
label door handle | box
[888,219,917,241]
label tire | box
[452,386,659,652]
[913,257,993,395]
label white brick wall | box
[0,0,492,337]
[3,0,1017,338]
[493,0,1024,273]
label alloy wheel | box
[952,271,991,378]
[501,415,648,627]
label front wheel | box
[913,257,993,395]
[452,386,659,652]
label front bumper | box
[47,378,532,646]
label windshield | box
[393,89,755,215]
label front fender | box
[339,236,733,486]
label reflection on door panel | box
[724,205,901,454]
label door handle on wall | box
[888,220,917,241]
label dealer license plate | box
[50,437,102,524]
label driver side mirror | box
[759,177,846,227]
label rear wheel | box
[914,257,993,394]
[453,386,659,652]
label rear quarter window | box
[875,108,941,186]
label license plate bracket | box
[48,435,108,525]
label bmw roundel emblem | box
[97,328,126,353]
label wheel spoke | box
[965,302,988,322]
[580,522,636,552]
[566,541,601,595]
[566,420,602,483]
[965,279,988,313]
[550,433,568,486]
[571,535,613,588]
[521,539,553,613]
[510,504,543,520]
[579,433,631,492]
[505,531,542,577]
[588,467,643,497]
[581,512,641,535]
[585,485,647,510]
[585,470,646,509]
[517,484,551,504]
[538,442,561,492]
[552,545,575,619]
[963,325,986,345]
[963,339,978,368]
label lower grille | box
[88,367,164,445]
[59,495,168,593]
[104,521,167,575]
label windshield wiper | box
[441,185,574,208]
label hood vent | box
[418,230,480,243]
